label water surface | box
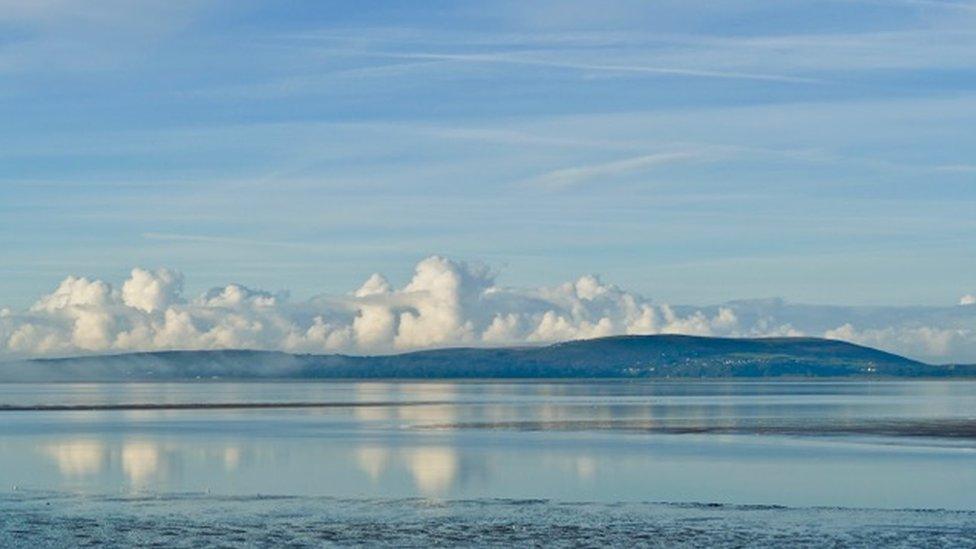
[1,380,973,511]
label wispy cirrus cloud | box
[383,51,824,84]
[935,164,976,173]
[525,152,703,190]
[871,0,976,12]
[3,1,975,317]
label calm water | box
[1,380,974,511]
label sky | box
[1,1,975,361]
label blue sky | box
[2,0,975,311]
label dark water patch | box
[422,418,976,440]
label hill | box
[2,335,973,382]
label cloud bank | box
[0,256,973,363]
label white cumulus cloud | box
[122,268,183,313]
[0,256,974,363]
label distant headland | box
[2,335,974,382]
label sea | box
[1,380,974,547]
